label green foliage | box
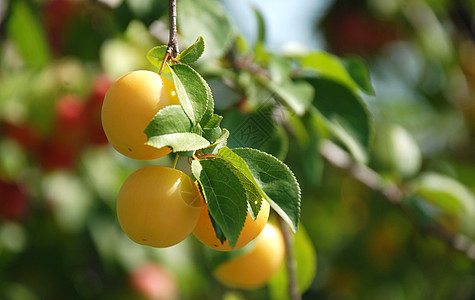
[191,158,248,248]
[143,38,301,242]
[216,147,263,219]
[262,79,314,116]
[414,172,475,219]
[145,105,209,152]
[306,78,373,163]
[176,36,205,64]
[7,0,50,68]
[341,57,375,95]
[146,45,168,70]
[371,122,422,178]
[170,64,211,125]
[2,0,475,299]
[233,148,301,233]
[202,114,224,144]
[299,52,373,95]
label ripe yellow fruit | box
[101,70,180,160]
[213,223,285,289]
[117,166,203,248]
[193,199,270,251]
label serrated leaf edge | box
[233,147,301,233]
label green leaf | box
[222,110,275,150]
[145,105,193,136]
[203,113,223,129]
[372,122,422,178]
[221,109,288,159]
[342,56,375,95]
[202,114,223,143]
[200,70,215,127]
[7,0,50,68]
[208,209,227,244]
[269,225,317,299]
[253,6,266,45]
[306,78,373,163]
[268,56,293,84]
[263,79,314,116]
[145,105,210,152]
[232,148,301,233]
[176,36,205,64]
[413,172,475,218]
[300,51,373,95]
[233,175,264,221]
[202,128,230,155]
[216,147,265,219]
[146,133,210,152]
[191,158,248,249]
[146,45,168,70]
[170,64,209,125]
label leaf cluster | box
[144,37,301,249]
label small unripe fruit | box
[101,70,180,160]
[117,166,202,248]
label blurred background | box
[1,0,475,299]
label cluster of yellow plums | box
[101,70,285,289]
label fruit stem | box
[158,52,170,75]
[278,216,302,300]
[172,153,179,169]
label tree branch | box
[168,0,179,57]
[320,140,475,261]
[278,216,302,300]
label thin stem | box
[168,0,179,57]
[278,216,302,300]
[158,51,170,75]
[172,154,179,169]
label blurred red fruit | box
[327,10,399,55]
[42,0,80,55]
[0,180,29,221]
[56,94,86,133]
[36,139,79,171]
[85,74,111,145]
[130,263,178,300]
[35,94,86,171]
[88,74,111,107]
[1,121,39,148]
